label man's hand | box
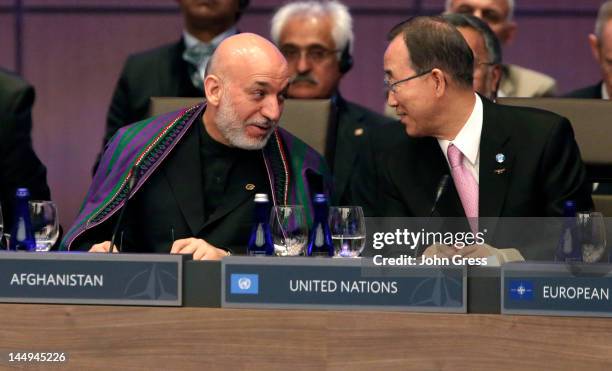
[89,241,119,253]
[170,238,229,260]
[422,244,492,259]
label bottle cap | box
[313,193,327,202]
[16,188,30,198]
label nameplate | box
[502,262,612,317]
[222,256,466,312]
[0,252,183,306]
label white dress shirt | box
[437,94,483,183]
[602,82,610,100]
[183,27,237,81]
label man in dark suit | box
[102,0,249,151]
[351,17,591,258]
[64,34,329,259]
[565,1,611,100]
[270,0,394,203]
[0,68,51,232]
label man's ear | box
[490,64,503,98]
[204,75,223,106]
[499,21,517,45]
[588,33,601,63]
[431,68,447,97]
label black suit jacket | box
[352,96,593,218]
[0,69,51,231]
[564,82,603,99]
[351,97,593,260]
[104,39,203,148]
[331,97,395,204]
[76,122,270,253]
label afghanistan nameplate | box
[0,252,184,306]
[222,256,466,312]
[502,262,612,317]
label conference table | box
[2,303,612,370]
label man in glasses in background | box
[442,13,503,101]
[446,0,557,98]
[97,0,250,172]
[270,0,394,204]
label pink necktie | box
[447,144,479,231]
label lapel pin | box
[494,168,506,175]
[354,128,364,136]
[245,184,255,191]
[495,153,505,163]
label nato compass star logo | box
[509,280,534,300]
[123,263,178,300]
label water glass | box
[270,205,308,256]
[0,204,5,250]
[578,212,607,263]
[29,201,59,252]
[329,206,366,257]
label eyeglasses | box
[384,69,433,94]
[476,61,496,68]
[280,45,340,64]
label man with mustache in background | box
[62,34,330,259]
[271,0,394,203]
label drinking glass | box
[270,205,308,256]
[29,201,59,252]
[329,206,366,257]
[0,203,4,249]
[578,212,607,263]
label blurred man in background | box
[0,68,51,232]
[101,0,249,154]
[566,0,612,99]
[446,0,557,97]
[442,13,503,101]
[271,0,394,203]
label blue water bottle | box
[555,200,582,262]
[307,193,334,257]
[247,193,275,256]
[9,188,36,251]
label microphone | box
[109,166,139,253]
[414,174,450,258]
[429,174,450,217]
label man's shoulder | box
[341,100,396,127]
[0,68,30,92]
[501,64,557,97]
[564,83,602,99]
[122,40,182,72]
[487,99,570,139]
[0,68,33,106]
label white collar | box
[438,93,483,167]
[602,82,610,100]
[183,27,238,49]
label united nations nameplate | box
[222,256,466,312]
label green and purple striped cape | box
[61,103,330,250]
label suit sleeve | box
[105,59,136,148]
[94,58,141,174]
[0,84,51,230]
[538,117,593,215]
[347,131,383,217]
